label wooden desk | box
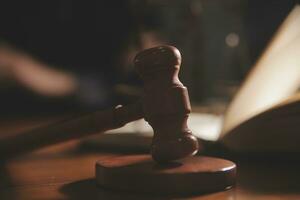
[1,117,300,200]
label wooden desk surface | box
[1,117,300,200]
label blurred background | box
[0,0,297,118]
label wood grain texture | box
[1,117,300,199]
[134,45,199,162]
[96,155,236,194]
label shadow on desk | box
[1,115,300,200]
[60,178,236,200]
[237,159,300,194]
[0,165,17,200]
[59,159,300,200]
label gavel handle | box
[0,102,144,159]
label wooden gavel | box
[0,45,199,163]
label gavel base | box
[95,155,236,195]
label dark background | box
[0,0,297,117]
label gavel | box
[0,45,199,163]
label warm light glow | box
[222,5,300,137]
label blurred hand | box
[0,44,78,97]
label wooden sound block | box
[95,155,236,195]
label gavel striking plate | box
[0,45,236,194]
[95,46,236,194]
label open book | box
[83,5,300,153]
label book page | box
[221,5,300,138]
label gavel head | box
[134,45,199,163]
